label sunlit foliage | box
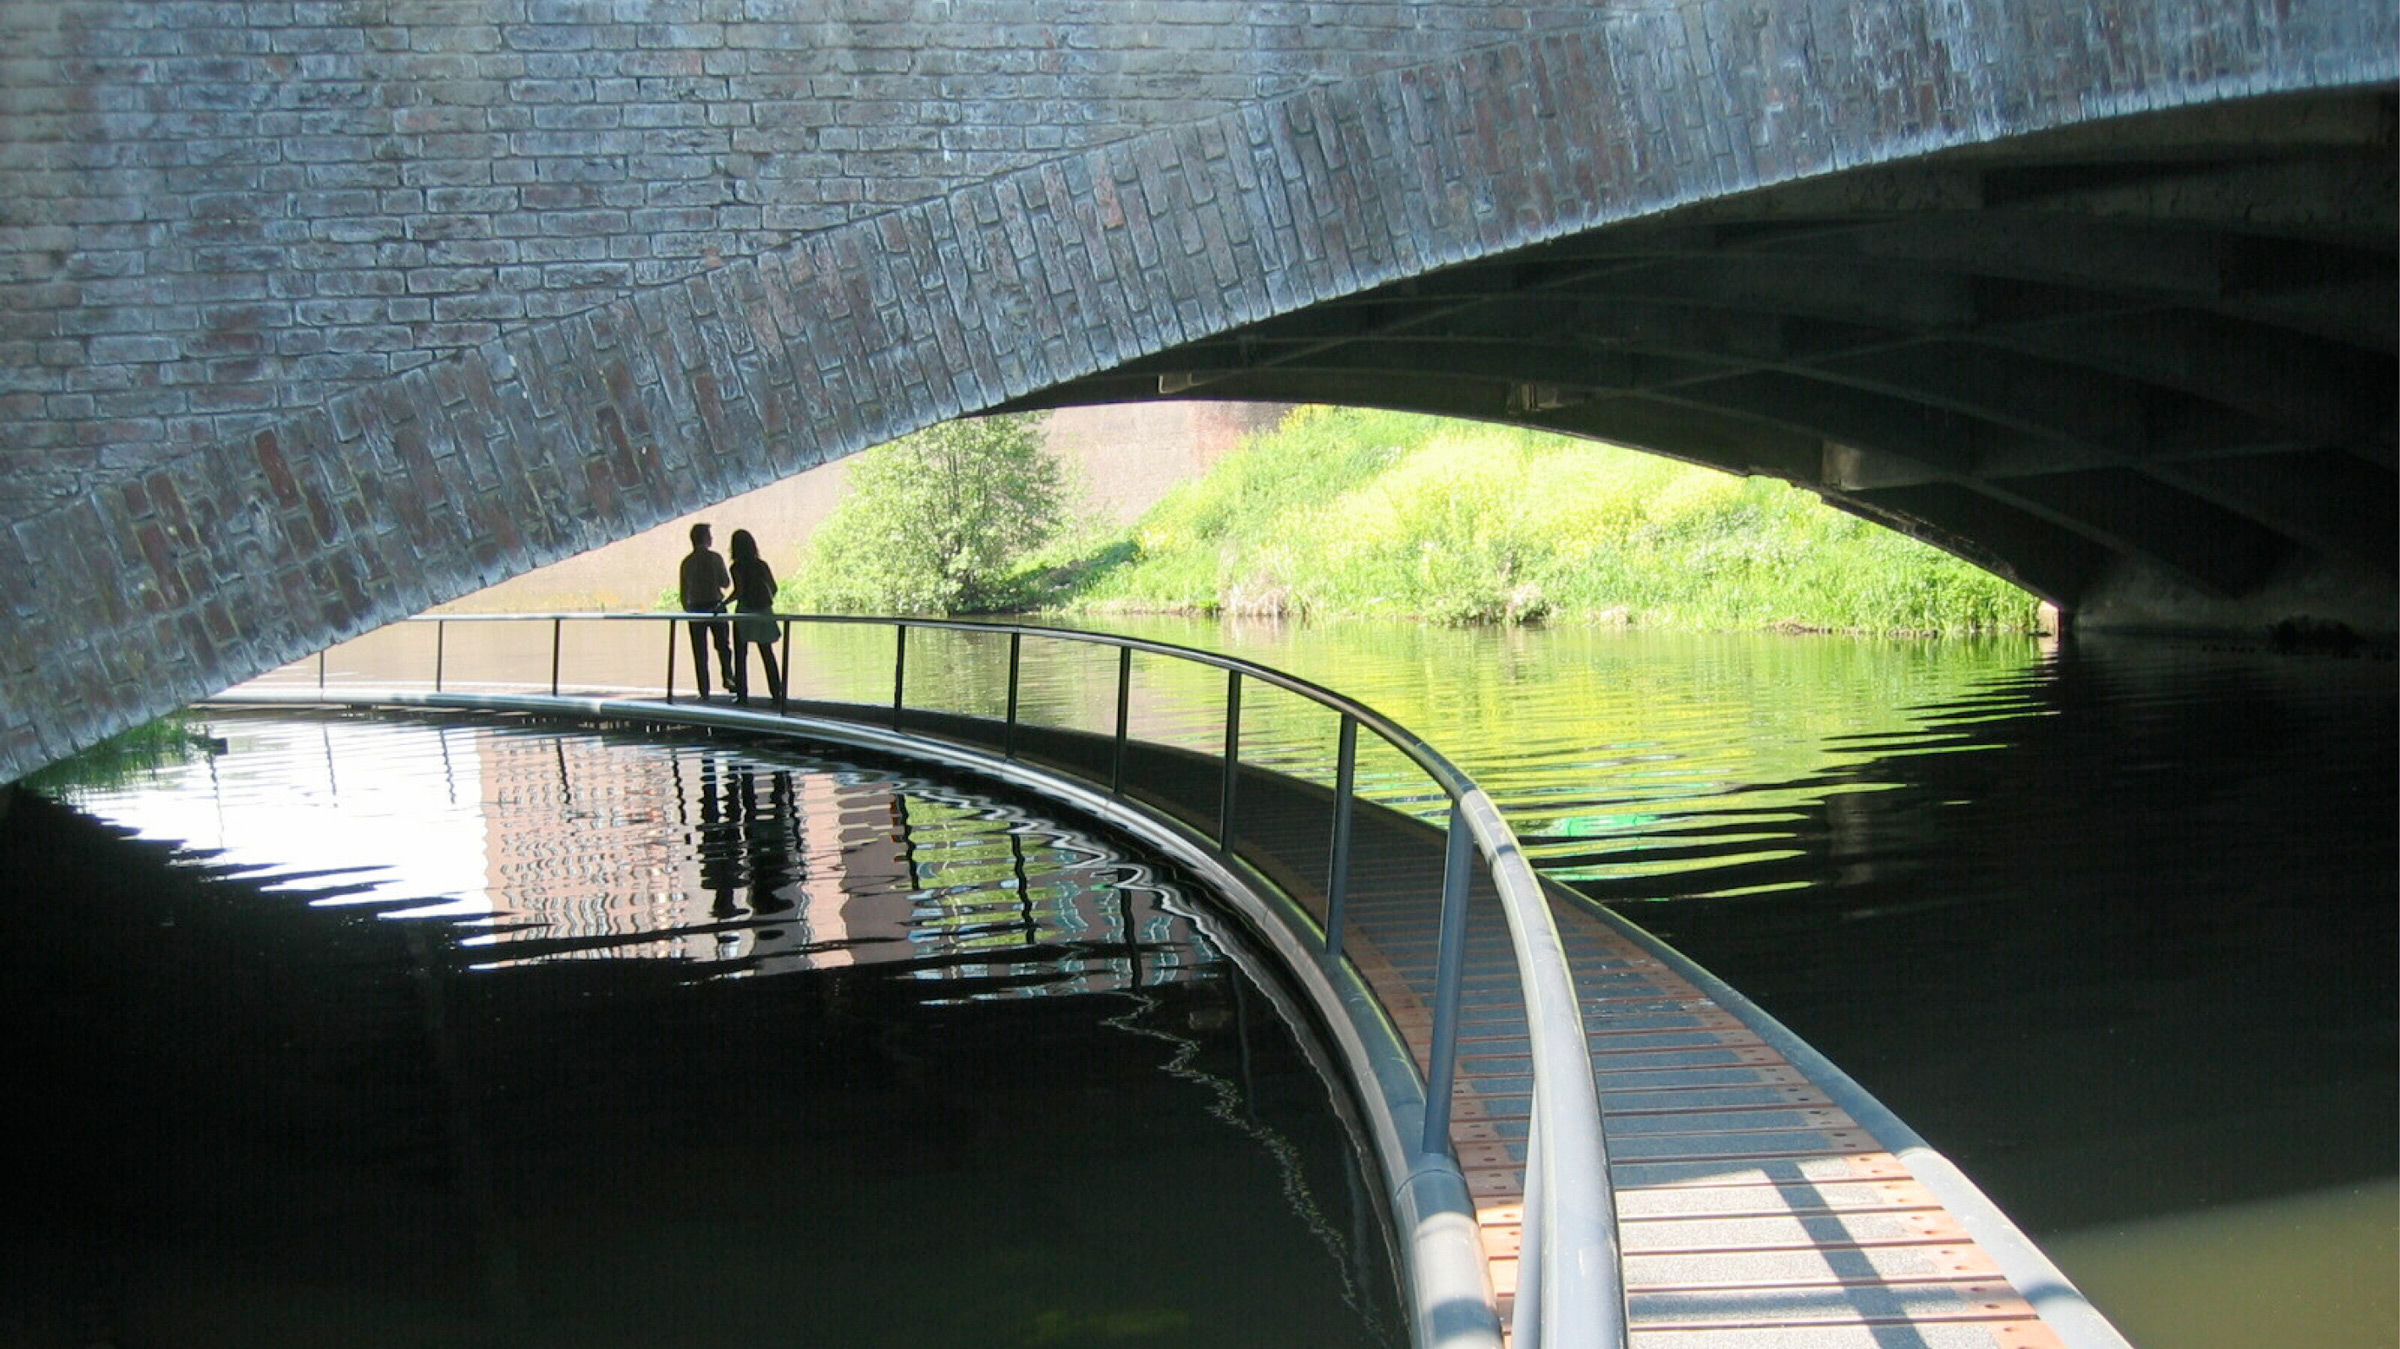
[1037,407,2037,634]
[790,413,1069,615]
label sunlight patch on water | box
[1686,878,1814,898]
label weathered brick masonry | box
[1,0,2392,781]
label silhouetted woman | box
[727,528,785,708]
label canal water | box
[736,614,2396,1349]
[24,616,2397,1347]
[5,717,1400,1349]
[1098,618,2392,1349]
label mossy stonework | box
[2,1,2393,782]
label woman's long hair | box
[728,529,759,563]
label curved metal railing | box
[270,609,1626,1348]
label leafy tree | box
[791,413,1068,615]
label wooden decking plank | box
[1601,1085,1835,1113]
[1449,1107,1864,1148]
[1616,1209,1975,1254]
[1629,1279,2032,1325]
[1621,1244,2004,1290]
[1614,1179,1943,1220]
[1625,1320,2065,1349]
[1612,1153,1918,1189]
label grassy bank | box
[1022,407,2038,635]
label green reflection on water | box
[2046,1181,2398,1349]
[271,611,2393,1348]
[778,614,2039,872]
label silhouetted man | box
[680,522,737,698]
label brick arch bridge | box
[2,0,2392,782]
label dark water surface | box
[34,617,2400,1348]
[5,718,1398,1349]
[774,614,2392,1348]
[1055,619,2392,1349]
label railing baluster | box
[1324,713,1358,960]
[661,615,674,703]
[317,646,326,690]
[1004,630,1022,758]
[1422,800,1473,1154]
[891,622,907,729]
[1110,645,1131,794]
[1519,1104,1548,1349]
[435,619,448,693]
[549,617,562,696]
[1218,669,1242,850]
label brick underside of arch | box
[4,0,2391,782]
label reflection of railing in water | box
[460,743,1218,1002]
[265,608,1627,1349]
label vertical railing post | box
[1422,799,1474,1154]
[1109,645,1132,794]
[891,622,907,729]
[1003,631,1022,758]
[661,617,675,703]
[1324,713,1358,960]
[317,646,326,690]
[1217,669,1242,850]
[435,619,448,693]
[549,617,562,696]
[776,619,790,714]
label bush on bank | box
[787,413,1068,616]
[1025,407,2038,635]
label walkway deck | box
[1367,912,2067,1349]
[1211,770,2079,1349]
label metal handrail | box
[357,609,1628,1348]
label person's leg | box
[686,620,712,698]
[731,634,751,704]
[708,619,735,687]
[759,644,784,709]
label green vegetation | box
[786,412,1069,615]
[1023,407,2037,635]
[21,713,215,798]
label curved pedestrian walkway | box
[221,618,2128,1349]
[1059,712,2122,1349]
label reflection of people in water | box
[726,529,785,708]
[741,768,798,917]
[690,759,800,938]
[695,757,743,924]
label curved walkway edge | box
[1543,888,2134,1349]
[1584,897,2131,1349]
[201,686,1509,1349]
[201,681,2135,1349]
